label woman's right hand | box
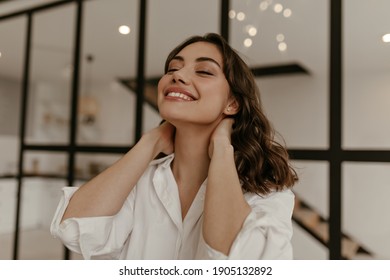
[62,120,175,221]
[145,121,175,157]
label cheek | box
[203,82,230,104]
[157,76,167,94]
[157,76,169,103]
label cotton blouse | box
[50,154,295,260]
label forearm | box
[62,133,160,221]
[203,138,251,255]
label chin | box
[159,106,187,122]
[159,106,221,126]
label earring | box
[227,107,231,112]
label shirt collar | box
[149,153,174,168]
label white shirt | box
[50,154,295,260]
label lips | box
[164,87,196,101]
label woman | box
[51,33,298,259]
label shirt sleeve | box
[50,186,136,259]
[199,189,294,260]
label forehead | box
[175,42,223,64]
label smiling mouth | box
[166,92,195,101]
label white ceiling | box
[0,0,389,87]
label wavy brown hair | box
[164,33,298,195]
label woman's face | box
[157,42,233,127]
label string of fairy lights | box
[229,0,292,51]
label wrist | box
[212,136,231,147]
[140,132,161,158]
[211,137,233,157]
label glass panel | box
[292,223,328,260]
[0,16,26,260]
[18,178,66,259]
[342,162,390,259]
[26,4,75,145]
[0,16,25,177]
[343,0,390,149]
[75,153,123,182]
[0,178,17,259]
[293,160,329,218]
[77,0,138,145]
[23,151,68,178]
[18,151,67,259]
[291,160,329,259]
[231,0,329,149]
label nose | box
[171,68,189,85]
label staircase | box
[293,195,374,259]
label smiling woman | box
[50,33,298,260]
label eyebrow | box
[171,55,221,68]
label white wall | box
[0,78,20,176]
[343,72,390,149]
[258,74,328,149]
[0,78,20,136]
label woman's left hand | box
[208,117,234,158]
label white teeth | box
[166,92,193,101]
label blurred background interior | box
[0,0,389,260]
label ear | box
[224,96,240,116]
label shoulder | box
[244,189,295,222]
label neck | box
[171,124,213,189]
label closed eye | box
[196,70,213,76]
[167,68,179,73]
